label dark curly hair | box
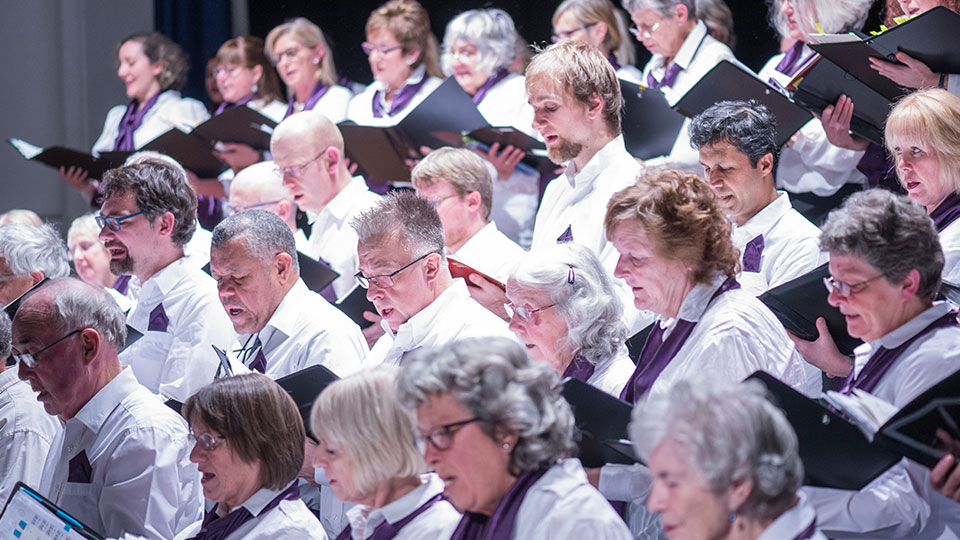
[118,32,189,92]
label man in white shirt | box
[411,147,525,283]
[227,161,311,253]
[12,278,202,540]
[98,159,235,402]
[353,190,515,367]
[689,100,826,295]
[0,311,60,503]
[270,110,381,302]
[0,223,71,305]
[209,210,367,379]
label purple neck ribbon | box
[372,72,429,118]
[449,468,549,540]
[606,53,621,71]
[620,277,741,404]
[190,482,300,540]
[68,450,93,483]
[792,518,818,540]
[112,275,132,296]
[775,41,806,77]
[930,192,960,233]
[313,252,339,303]
[284,80,331,119]
[113,92,162,151]
[472,69,510,105]
[237,335,266,374]
[214,92,255,116]
[646,62,682,90]
[335,493,443,540]
[742,234,765,273]
[841,310,958,395]
[556,225,574,244]
[562,355,596,382]
[148,303,169,333]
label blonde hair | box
[411,147,493,219]
[553,0,637,67]
[266,18,338,88]
[310,367,426,495]
[885,88,960,195]
[366,0,443,78]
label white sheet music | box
[0,488,94,540]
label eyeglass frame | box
[361,42,403,56]
[355,251,438,289]
[552,21,599,42]
[0,273,24,285]
[212,64,246,78]
[273,45,306,65]
[629,21,661,39]
[275,151,326,178]
[230,200,282,215]
[503,302,559,322]
[188,431,226,451]
[96,210,146,232]
[823,274,886,298]
[13,328,84,369]
[414,417,481,454]
[422,193,459,207]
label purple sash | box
[113,92,162,151]
[472,69,509,105]
[841,310,958,394]
[606,53,621,71]
[68,451,93,483]
[148,304,169,332]
[214,93,255,116]
[930,192,960,233]
[449,468,549,540]
[742,235,765,273]
[112,275,132,296]
[774,42,816,78]
[792,518,818,540]
[646,63,682,90]
[335,493,443,540]
[620,277,741,403]
[562,356,596,382]
[372,73,429,118]
[189,482,300,540]
[556,226,574,244]
[284,80,331,119]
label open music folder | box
[561,378,640,468]
[8,138,130,179]
[0,482,104,540]
[620,79,686,160]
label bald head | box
[270,110,352,213]
[229,161,299,231]
[271,110,344,155]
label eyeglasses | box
[0,274,23,284]
[273,46,305,65]
[355,251,436,289]
[275,151,325,178]
[212,64,244,78]
[552,22,598,42]
[422,194,458,207]
[96,211,145,232]
[362,42,402,56]
[446,48,478,62]
[504,302,558,322]
[230,200,282,215]
[188,432,226,451]
[13,328,83,368]
[629,21,661,39]
[823,274,885,298]
[414,417,480,454]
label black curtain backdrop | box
[155,0,233,105]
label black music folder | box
[759,263,863,356]
[275,364,341,441]
[335,285,377,329]
[337,123,413,184]
[561,378,640,467]
[201,252,338,295]
[139,128,228,179]
[8,138,129,179]
[429,126,553,176]
[672,61,813,148]
[191,106,278,151]
[620,79,685,160]
[0,482,104,540]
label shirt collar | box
[0,367,21,393]
[71,367,140,433]
[310,176,368,224]
[143,255,191,297]
[360,474,444,531]
[875,302,953,350]
[672,20,709,72]
[373,65,427,102]
[451,222,497,258]
[239,481,296,517]
[731,191,793,243]
[563,134,627,188]
[239,279,309,345]
[672,272,730,325]
[381,279,471,348]
[756,493,816,540]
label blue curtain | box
[155,0,232,107]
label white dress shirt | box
[346,66,443,127]
[940,218,960,284]
[586,345,636,397]
[344,474,460,540]
[184,222,212,267]
[121,255,236,402]
[39,368,203,540]
[642,21,740,174]
[231,279,367,379]
[0,367,61,503]
[365,279,516,367]
[305,176,381,301]
[92,90,209,156]
[731,192,826,296]
[448,221,526,283]
[758,493,829,540]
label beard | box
[106,242,135,276]
[546,136,583,165]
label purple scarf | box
[284,80,331,119]
[930,192,960,232]
[372,72,429,118]
[620,277,741,403]
[774,41,816,78]
[646,63,682,90]
[606,53,621,71]
[190,482,300,540]
[113,92,162,151]
[472,69,510,105]
[742,235,765,273]
[449,469,549,540]
[214,92,255,116]
[562,356,596,382]
[335,493,443,540]
[841,310,958,394]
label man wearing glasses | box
[11,278,202,540]
[352,190,515,367]
[0,223,71,306]
[97,158,235,403]
[227,161,311,253]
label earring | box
[251,83,258,94]
[502,443,510,451]
[313,57,320,65]
[406,58,415,66]
[729,512,736,523]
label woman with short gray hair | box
[632,378,826,540]
[506,243,634,395]
[396,337,631,539]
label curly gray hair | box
[211,210,299,273]
[622,0,696,18]
[441,9,519,79]
[820,189,943,302]
[396,337,576,473]
[632,378,803,521]
[0,223,71,279]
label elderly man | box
[227,160,311,253]
[210,210,367,379]
[0,223,71,305]
[0,311,60,503]
[271,110,380,302]
[411,147,525,283]
[98,159,235,402]
[353,190,515,367]
[689,100,825,295]
[13,278,202,539]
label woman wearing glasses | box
[310,366,460,540]
[266,18,353,123]
[552,0,643,83]
[397,337,632,540]
[505,243,634,396]
[179,373,327,540]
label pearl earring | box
[502,443,510,451]
[313,58,320,65]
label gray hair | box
[33,278,128,350]
[351,190,444,259]
[442,9,519,78]
[411,147,493,220]
[766,0,871,37]
[631,379,803,521]
[397,337,576,472]
[509,244,626,367]
[211,210,299,272]
[697,0,735,48]
[66,214,101,249]
[689,100,780,177]
[0,223,71,279]
[820,189,943,302]
[622,0,696,18]
[100,158,198,248]
[0,311,11,359]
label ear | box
[465,191,483,215]
[726,478,753,513]
[155,212,177,239]
[900,268,922,300]
[592,21,609,47]
[275,199,293,222]
[274,252,294,282]
[78,328,102,365]
[584,91,604,121]
[151,60,164,78]
[756,152,775,177]
[28,271,44,287]
[674,3,689,23]
[251,64,264,84]
[323,146,341,176]
[423,252,442,282]
[494,425,521,450]
[404,48,422,67]
[312,44,326,63]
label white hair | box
[441,9,519,78]
[0,223,71,279]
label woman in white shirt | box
[310,366,460,540]
[551,0,643,83]
[506,243,634,396]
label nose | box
[312,450,327,470]
[613,253,628,280]
[188,443,205,464]
[72,245,84,261]
[647,480,667,513]
[421,440,442,468]
[531,113,545,134]
[17,361,34,382]
[826,286,843,308]
[507,313,526,334]
[98,226,114,243]
[365,282,385,303]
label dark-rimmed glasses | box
[415,417,480,454]
[355,251,437,289]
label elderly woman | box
[66,213,136,311]
[506,243,634,395]
[622,0,737,173]
[552,0,642,83]
[633,379,827,540]
[310,367,460,539]
[396,337,632,539]
[179,374,326,540]
[266,18,353,122]
[346,0,443,126]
